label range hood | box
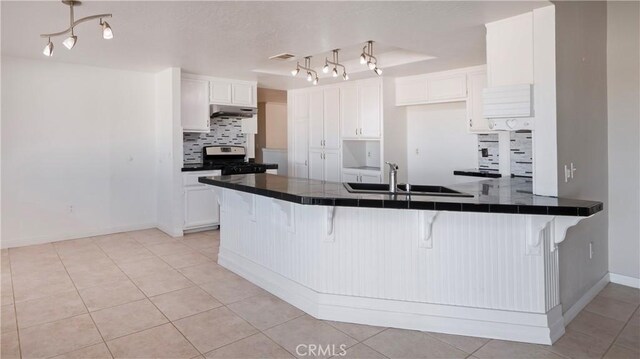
[210,104,257,118]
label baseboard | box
[219,249,563,345]
[563,273,610,325]
[609,273,640,289]
[0,223,158,249]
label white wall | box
[155,68,183,237]
[406,102,478,185]
[607,1,640,284]
[554,2,609,309]
[1,57,158,247]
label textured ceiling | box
[1,1,550,89]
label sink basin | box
[344,182,473,197]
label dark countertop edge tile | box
[453,170,502,178]
[197,176,602,217]
[182,163,278,172]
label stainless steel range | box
[203,146,268,175]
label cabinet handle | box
[305,160,308,166]
[469,119,473,127]
[355,129,358,136]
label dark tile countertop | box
[198,174,603,217]
[182,163,278,172]
[453,169,502,178]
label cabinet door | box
[486,12,533,86]
[323,151,341,182]
[396,77,428,105]
[342,170,360,183]
[181,78,210,132]
[308,90,324,149]
[291,92,309,178]
[323,87,341,149]
[184,187,220,229]
[210,81,232,104]
[360,172,382,184]
[308,149,324,181]
[358,81,381,138]
[340,85,359,138]
[467,71,491,132]
[426,73,467,102]
[232,83,254,106]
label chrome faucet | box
[385,161,399,193]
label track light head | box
[63,35,77,49]
[291,67,300,76]
[101,19,113,39]
[322,63,329,74]
[360,53,367,64]
[343,72,349,81]
[374,67,383,75]
[332,68,338,78]
[367,61,376,70]
[43,39,54,56]
[306,72,313,82]
[313,77,318,85]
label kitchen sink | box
[344,182,473,197]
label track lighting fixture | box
[322,62,330,74]
[43,38,54,56]
[292,57,319,85]
[360,41,382,76]
[40,1,113,56]
[324,49,348,81]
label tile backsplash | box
[478,133,500,172]
[183,118,246,164]
[510,130,533,177]
[477,131,533,177]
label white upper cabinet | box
[426,73,467,102]
[323,87,341,149]
[181,78,211,133]
[340,84,359,138]
[341,79,382,139]
[290,92,309,179]
[395,77,427,106]
[209,79,256,106]
[485,12,534,87]
[466,71,491,132]
[231,83,255,106]
[395,71,467,106]
[358,79,382,138]
[308,90,325,149]
[209,80,232,104]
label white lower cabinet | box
[309,149,341,182]
[183,171,220,231]
[342,169,382,184]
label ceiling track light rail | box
[291,56,320,85]
[360,40,383,75]
[323,49,349,80]
[40,0,113,56]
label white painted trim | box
[0,223,159,249]
[609,273,640,289]
[563,273,609,325]
[220,249,564,345]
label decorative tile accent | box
[510,130,533,177]
[477,133,500,172]
[477,131,533,178]
[183,118,246,164]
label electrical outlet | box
[564,165,571,183]
[589,241,594,259]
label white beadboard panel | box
[217,190,562,314]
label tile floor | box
[0,229,638,359]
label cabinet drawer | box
[183,171,221,187]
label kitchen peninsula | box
[199,174,603,345]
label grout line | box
[52,244,114,359]
[601,303,640,356]
[5,250,23,359]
